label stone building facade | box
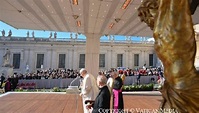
[0,36,163,74]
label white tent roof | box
[0,0,199,37]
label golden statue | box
[138,0,199,112]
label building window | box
[149,54,154,66]
[134,54,139,66]
[13,53,20,69]
[36,54,44,68]
[79,54,85,68]
[58,54,65,68]
[117,54,123,67]
[99,54,105,67]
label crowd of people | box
[79,68,124,113]
[0,74,18,92]
[0,66,164,92]
[18,68,79,80]
[12,66,163,80]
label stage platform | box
[0,91,162,113]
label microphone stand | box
[69,76,80,86]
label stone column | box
[141,50,146,66]
[68,49,74,69]
[107,50,112,69]
[23,49,28,73]
[65,50,69,69]
[73,48,78,69]
[29,49,35,72]
[144,50,149,67]
[85,33,101,77]
[51,50,57,69]
[125,49,131,68]
[20,49,25,73]
[124,50,128,68]
[128,50,133,69]
[46,49,53,69]
[111,50,116,68]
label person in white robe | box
[79,68,98,113]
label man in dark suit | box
[190,0,199,14]
[86,75,111,113]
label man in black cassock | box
[86,75,111,113]
[112,71,124,113]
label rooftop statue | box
[75,33,78,39]
[8,30,12,37]
[2,49,11,67]
[1,30,5,37]
[54,32,57,39]
[32,31,35,38]
[138,0,199,112]
[49,32,52,38]
[70,33,73,39]
[27,31,29,37]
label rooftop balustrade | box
[0,36,154,44]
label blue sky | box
[0,21,143,41]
